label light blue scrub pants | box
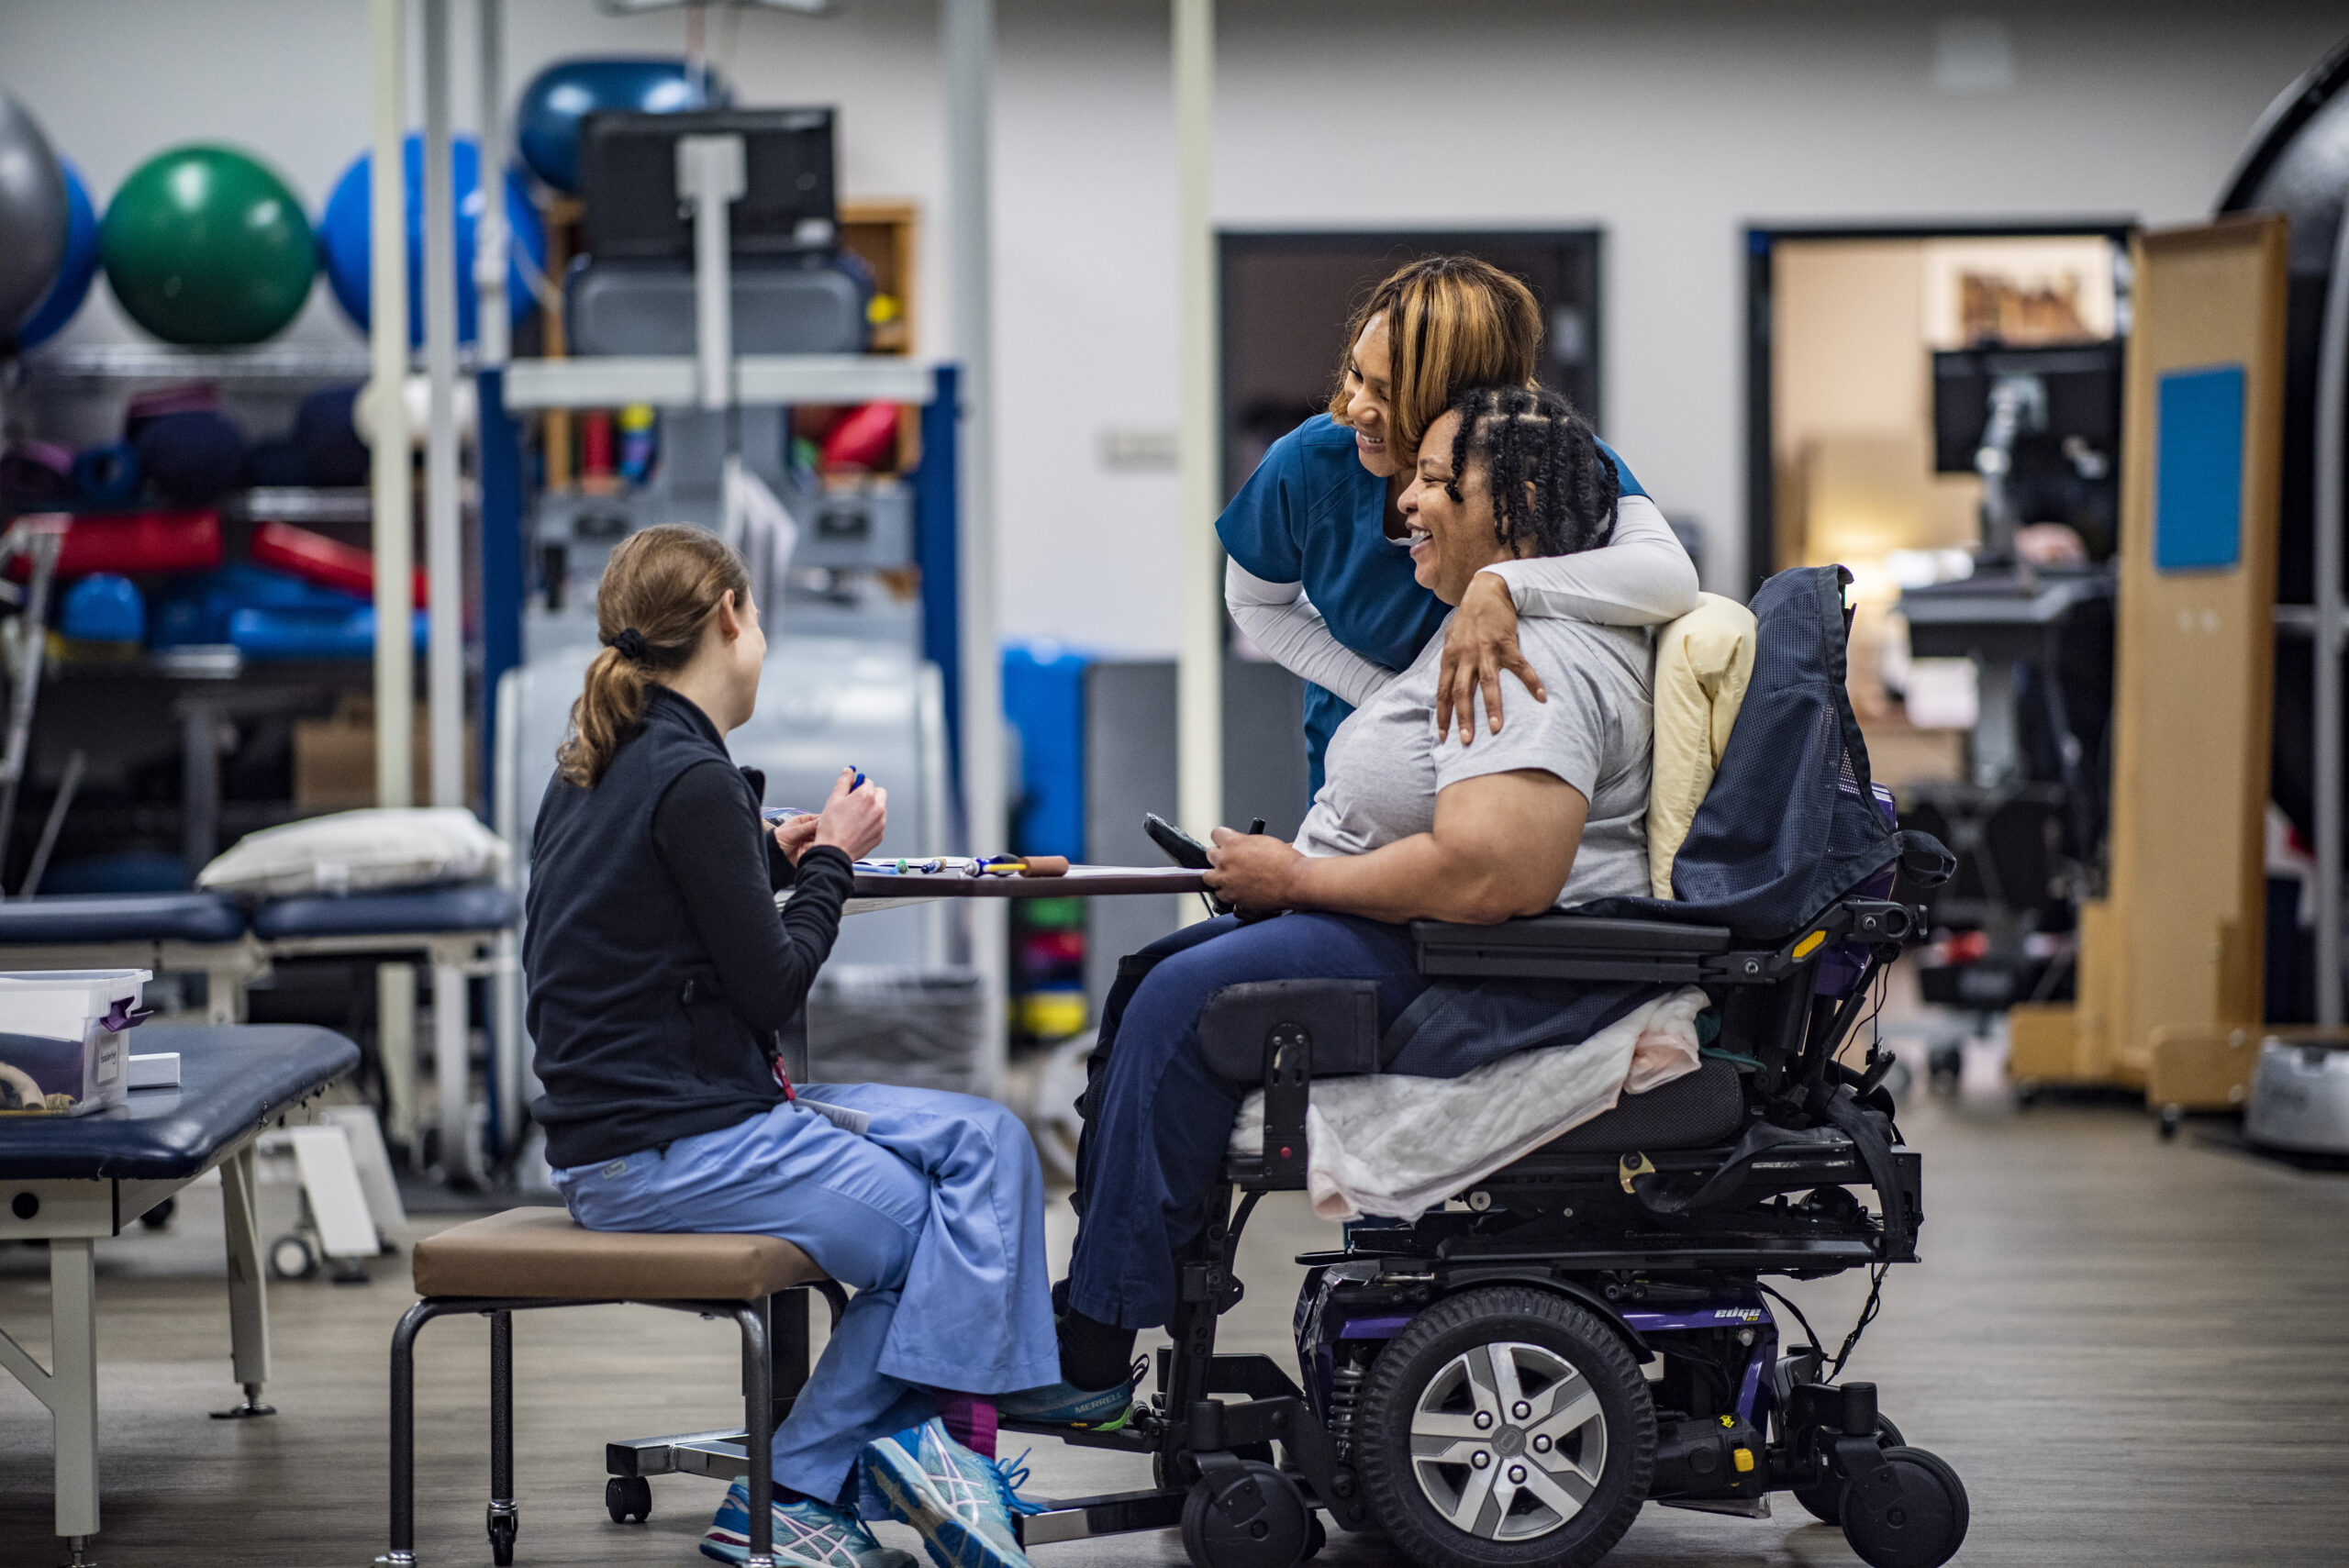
[552,1084,1061,1502]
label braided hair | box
[1442,385,1620,559]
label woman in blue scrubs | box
[1220,254,1698,793]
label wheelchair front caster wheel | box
[606,1474,651,1524]
[268,1233,318,1281]
[1792,1415,1904,1524]
[1181,1460,1311,1568]
[1839,1446,1968,1568]
[1299,1513,1328,1561]
[2158,1105,2183,1140]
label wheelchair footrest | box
[1015,1487,1187,1547]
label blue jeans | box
[1068,912,1427,1330]
[553,1084,1060,1501]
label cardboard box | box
[295,697,476,810]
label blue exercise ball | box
[18,159,98,350]
[514,57,725,195]
[317,134,546,348]
[0,89,68,336]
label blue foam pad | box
[250,882,518,941]
[0,892,246,946]
[0,1024,358,1180]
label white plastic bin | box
[0,969,151,1117]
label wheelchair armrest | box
[1412,914,1734,984]
[1198,979,1382,1190]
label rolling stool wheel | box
[268,1232,319,1281]
[486,1501,518,1565]
[606,1474,652,1524]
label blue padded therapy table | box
[0,1023,358,1562]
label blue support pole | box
[476,364,526,820]
[915,362,963,798]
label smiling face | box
[1337,313,1400,478]
[1398,408,1516,605]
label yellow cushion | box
[1649,593,1758,897]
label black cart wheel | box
[1298,1513,1328,1561]
[605,1474,652,1524]
[1840,1446,1968,1568]
[1353,1286,1653,1568]
[139,1195,177,1231]
[1792,1415,1905,1524]
[1180,1460,1312,1568]
[267,1233,318,1282]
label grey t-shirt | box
[1293,613,1653,908]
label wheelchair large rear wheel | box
[1353,1286,1653,1568]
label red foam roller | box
[7,509,224,580]
[819,400,900,472]
[250,520,427,607]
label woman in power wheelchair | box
[1003,395,1970,1568]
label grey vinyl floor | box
[5,1077,2348,1568]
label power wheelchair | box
[1005,885,1965,1568]
[1004,572,1968,1568]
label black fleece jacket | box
[525,684,856,1168]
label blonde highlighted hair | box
[1327,255,1543,465]
[555,524,750,787]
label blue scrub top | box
[1217,413,1645,795]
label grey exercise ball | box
[0,90,68,337]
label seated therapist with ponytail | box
[1052,387,1655,1418]
[527,524,1088,1568]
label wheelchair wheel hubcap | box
[1407,1340,1605,1541]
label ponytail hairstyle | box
[1442,385,1620,560]
[555,523,751,787]
[1328,254,1543,465]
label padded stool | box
[385,1207,845,1568]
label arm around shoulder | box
[1481,495,1698,626]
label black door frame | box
[1219,227,1606,504]
[1743,218,2136,595]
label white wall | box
[2,0,2342,651]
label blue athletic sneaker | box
[996,1357,1146,1431]
[698,1478,918,1568]
[860,1418,1041,1568]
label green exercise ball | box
[100,145,315,345]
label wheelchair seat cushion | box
[1519,1056,1745,1154]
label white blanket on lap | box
[1228,986,1709,1222]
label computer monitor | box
[1931,341,2123,474]
[579,107,838,262]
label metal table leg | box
[50,1236,99,1549]
[213,1141,275,1418]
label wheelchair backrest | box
[1584,564,1900,942]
